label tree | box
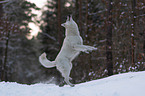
[57,0,62,46]
[0,0,4,81]
[106,0,113,76]
[79,0,83,37]
[0,0,41,83]
[131,0,136,68]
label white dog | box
[39,16,97,87]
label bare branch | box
[0,0,8,4]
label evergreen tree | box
[0,0,43,83]
[0,0,5,81]
[106,0,113,76]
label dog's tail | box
[39,52,56,68]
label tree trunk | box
[1,29,10,81]
[85,0,88,37]
[75,0,79,20]
[106,0,113,76]
[57,0,62,47]
[0,0,4,81]
[0,0,3,17]
[131,0,136,67]
[143,30,145,60]
[79,0,84,38]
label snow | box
[1,71,145,96]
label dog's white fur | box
[39,16,97,87]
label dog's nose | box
[61,23,65,27]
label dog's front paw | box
[87,46,97,51]
[69,77,72,80]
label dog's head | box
[61,15,78,30]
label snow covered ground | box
[0,71,145,96]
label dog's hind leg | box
[65,64,75,87]
[63,69,74,87]
[64,76,74,87]
[58,69,74,87]
[57,61,74,87]
[61,67,74,87]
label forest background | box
[0,0,144,85]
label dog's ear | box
[67,16,69,21]
[66,15,73,21]
[70,15,73,21]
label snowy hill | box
[0,71,145,96]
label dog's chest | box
[56,36,83,61]
[65,36,83,45]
